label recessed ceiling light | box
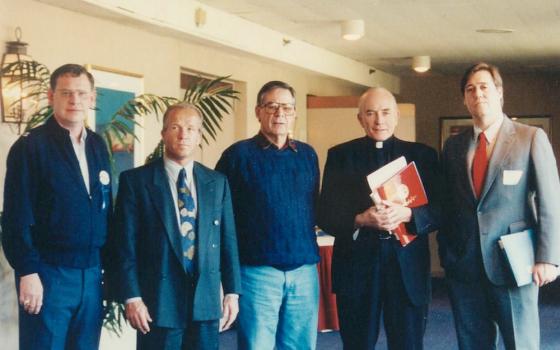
[341,20,365,41]
[476,28,515,34]
[412,56,431,73]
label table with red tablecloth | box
[317,235,339,331]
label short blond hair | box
[161,102,203,131]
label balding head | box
[358,87,397,112]
[357,87,400,141]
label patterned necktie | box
[177,168,196,273]
[472,132,489,199]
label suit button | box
[213,219,220,226]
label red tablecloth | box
[317,242,339,331]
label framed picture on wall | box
[439,115,552,150]
[439,116,472,150]
[85,64,144,194]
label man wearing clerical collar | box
[319,87,440,350]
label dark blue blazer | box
[318,137,440,306]
[114,158,241,327]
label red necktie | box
[472,132,488,198]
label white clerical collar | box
[473,113,504,144]
[375,141,383,149]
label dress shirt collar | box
[46,116,89,140]
[163,156,195,184]
[72,125,88,144]
[255,132,298,152]
[473,113,504,144]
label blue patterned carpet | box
[220,278,560,350]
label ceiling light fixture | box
[341,20,364,41]
[412,55,431,73]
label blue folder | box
[499,229,536,287]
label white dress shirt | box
[472,113,504,160]
[71,126,90,194]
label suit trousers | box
[446,275,539,350]
[18,264,103,350]
[336,239,427,350]
[137,320,219,350]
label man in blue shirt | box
[216,81,320,350]
[2,64,112,350]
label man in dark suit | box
[439,62,560,349]
[115,103,241,350]
[318,87,439,350]
[2,64,112,349]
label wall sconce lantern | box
[1,27,42,134]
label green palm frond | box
[101,94,179,170]
[1,60,51,90]
[102,301,126,336]
[145,140,165,164]
[1,60,51,132]
[183,75,239,143]
[144,75,239,162]
[24,106,53,132]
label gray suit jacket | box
[438,116,560,285]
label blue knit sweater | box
[215,134,320,267]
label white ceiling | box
[197,0,560,76]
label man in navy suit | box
[2,64,113,349]
[318,87,440,350]
[114,102,241,350]
[439,62,560,349]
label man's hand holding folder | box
[365,156,429,246]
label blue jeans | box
[237,264,319,350]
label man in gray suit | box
[439,62,560,349]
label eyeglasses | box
[55,89,92,100]
[260,102,295,116]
